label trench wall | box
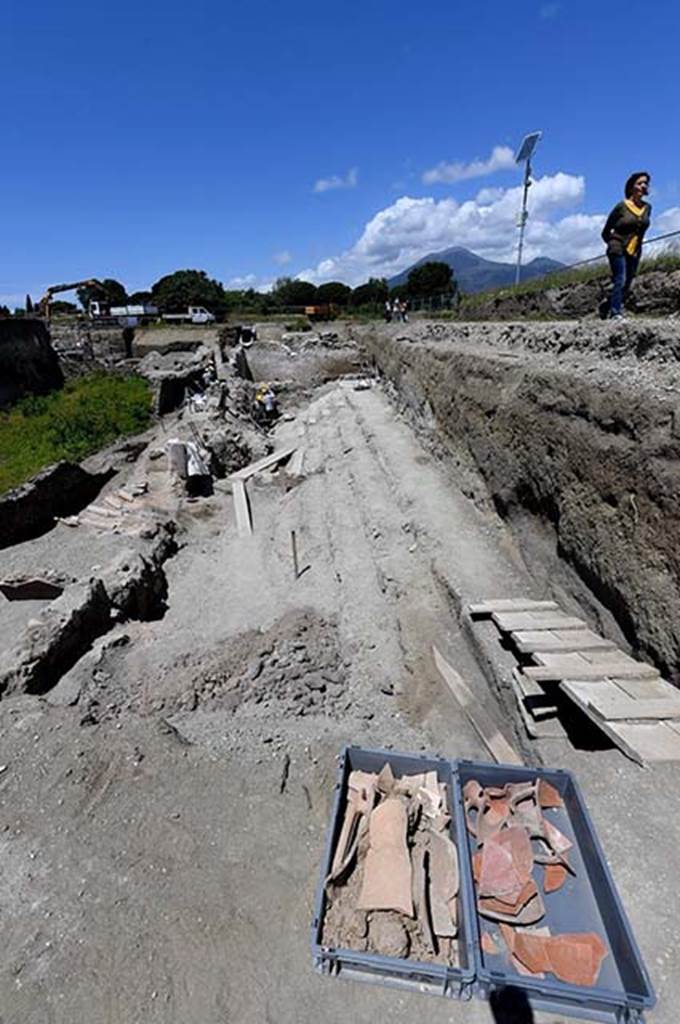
[365,330,680,682]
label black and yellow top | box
[601,199,651,257]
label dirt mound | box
[77,609,348,728]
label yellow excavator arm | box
[37,279,105,319]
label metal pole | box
[515,158,532,286]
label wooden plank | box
[590,696,680,721]
[432,645,522,765]
[614,676,677,700]
[229,445,297,482]
[509,672,567,739]
[492,612,586,633]
[560,681,680,764]
[287,448,305,477]
[602,721,680,764]
[525,653,659,681]
[469,599,558,617]
[232,479,252,537]
[560,679,680,721]
[511,670,559,718]
[511,629,617,654]
[512,666,552,699]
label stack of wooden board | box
[469,598,680,765]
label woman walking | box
[601,172,651,319]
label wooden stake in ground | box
[291,529,299,580]
[432,645,522,765]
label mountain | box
[387,246,565,294]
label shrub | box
[0,373,152,494]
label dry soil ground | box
[1,359,678,1023]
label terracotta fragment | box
[411,843,434,952]
[512,931,552,974]
[428,831,459,937]
[544,862,569,893]
[472,850,483,884]
[481,932,499,956]
[327,771,377,883]
[358,797,413,916]
[479,878,537,914]
[376,762,395,796]
[479,890,545,926]
[542,818,572,855]
[546,932,608,987]
[479,825,533,901]
[538,779,563,808]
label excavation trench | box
[361,322,680,685]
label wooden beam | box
[229,445,297,482]
[432,645,522,765]
[560,681,680,765]
[524,653,659,681]
[287,448,305,477]
[511,629,617,654]
[232,479,252,537]
[492,612,586,633]
[469,598,558,618]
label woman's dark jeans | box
[608,252,640,316]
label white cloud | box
[540,2,561,18]
[273,250,292,266]
[226,273,257,289]
[422,145,515,185]
[298,171,596,285]
[313,167,358,193]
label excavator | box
[35,279,105,320]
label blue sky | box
[3,0,680,305]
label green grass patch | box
[0,373,152,495]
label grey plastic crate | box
[456,759,656,1024]
[311,745,476,1000]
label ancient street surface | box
[2,322,679,1022]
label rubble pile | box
[323,764,461,966]
[465,777,609,986]
[175,612,348,720]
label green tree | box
[316,281,351,306]
[77,278,128,311]
[350,277,388,307]
[151,269,227,317]
[271,277,318,307]
[0,305,10,318]
[128,290,154,305]
[406,261,455,298]
[50,300,79,315]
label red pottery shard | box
[479,826,533,900]
[481,932,500,956]
[543,818,572,855]
[513,932,552,974]
[544,863,568,893]
[472,851,483,884]
[481,878,537,914]
[538,779,563,809]
[499,922,516,954]
[546,932,608,987]
[479,890,545,926]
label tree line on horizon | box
[2,262,457,319]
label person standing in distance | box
[601,172,651,320]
